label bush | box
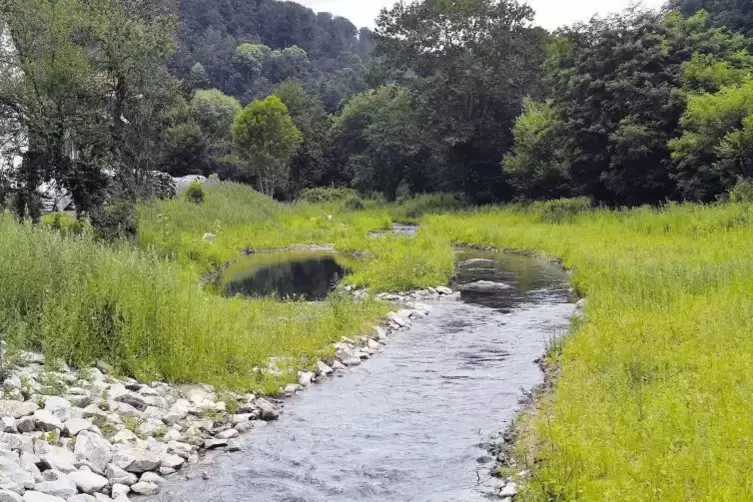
[185,182,206,204]
[90,202,138,242]
[729,178,753,203]
[42,213,88,237]
[298,187,358,203]
[528,197,592,223]
[391,193,465,222]
[344,194,364,210]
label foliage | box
[667,0,753,35]
[184,182,206,204]
[173,0,371,111]
[272,80,332,196]
[90,202,139,242]
[331,86,423,200]
[370,0,548,202]
[503,99,571,201]
[232,96,303,196]
[298,187,358,203]
[728,177,753,202]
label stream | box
[158,249,574,502]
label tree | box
[188,62,210,89]
[331,86,425,200]
[373,0,548,202]
[232,95,302,196]
[189,89,241,145]
[503,99,571,200]
[537,9,750,205]
[272,80,331,196]
[666,0,753,35]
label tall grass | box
[425,202,753,501]
[0,214,385,390]
[137,182,455,292]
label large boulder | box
[0,432,32,453]
[0,401,38,419]
[21,493,66,502]
[111,447,161,474]
[33,471,77,499]
[0,458,35,491]
[74,431,113,472]
[68,471,109,494]
[105,464,137,486]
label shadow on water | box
[217,252,348,301]
[160,249,575,502]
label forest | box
[1,0,752,215]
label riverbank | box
[424,202,753,501]
[0,294,445,501]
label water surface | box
[217,251,348,300]
[162,250,574,502]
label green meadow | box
[4,185,753,499]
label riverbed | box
[157,250,574,501]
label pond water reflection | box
[217,252,348,301]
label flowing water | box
[160,250,574,502]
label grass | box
[424,202,753,501]
[0,211,387,391]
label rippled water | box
[159,250,574,502]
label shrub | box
[344,194,365,210]
[90,202,138,242]
[298,187,358,203]
[528,197,592,223]
[729,178,753,203]
[391,193,464,222]
[185,182,206,204]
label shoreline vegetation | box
[3,184,753,499]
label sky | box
[296,0,668,30]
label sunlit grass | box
[425,202,753,501]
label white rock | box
[63,418,92,436]
[68,495,97,502]
[331,360,346,371]
[105,464,137,486]
[74,431,113,472]
[343,357,361,367]
[161,429,181,441]
[0,489,22,502]
[367,339,380,350]
[0,417,16,433]
[21,492,66,502]
[68,470,109,494]
[33,472,77,498]
[111,447,161,473]
[43,397,70,421]
[204,438,228,449]
[0,458,35,490]
[129,482,159,495]
[33,410,63,432]
[255,399,279,421]
[436,286,453,295]
[20,453,43,483]
[499,482,517,498]
[2,376,21,391]
[215,428,239,440]
[389,313,409,327]
[283,384,299,394]
[0,401,38,419]
[111,484,130,499]
[166,441,192,459]
[109,430,137,444]
[37,446,77,473]
[298,372,314,387]
[160,454,184,470]
[139,472,163,485]
[315,361,333,376]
